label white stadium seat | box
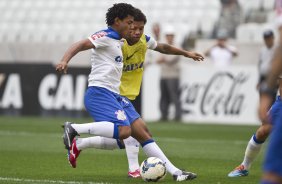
[0,0,227,44]
[263,0,275,10]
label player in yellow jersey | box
[68,8,204,181]
[119,9,204,178]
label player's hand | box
[56,61,68,74]
[258,93,272,124]
[185,51,204,62]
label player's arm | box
[154,43,204,61]
[56,39,95,74]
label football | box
[140,157,167,182]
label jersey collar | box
[104,27,121,40]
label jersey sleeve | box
[88,32,109,49]
[227,45,238,53]
[145,35,158,50]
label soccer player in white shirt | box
[56,5,203,181]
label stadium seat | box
[200,16,217,38]
[267,11,276,23]
[236,23,270,43]
[263,0,275,10]
[239,0,262,11]
[21,0,33,9]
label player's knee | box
[119,126,131,139]
[256,124,272,140]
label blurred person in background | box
[228,30,277,178]
[205,30,238,69]
[258,30,277,89]
[275,0,282,15]
[157,25,182,121]
[152,23,161,42]
[214,0,242,38]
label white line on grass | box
[0,131,247,145]
[155,137,246,145]
[0,177,112,184]
[0,130,59,137]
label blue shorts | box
[263,96,282,176]
[84,86,140,126]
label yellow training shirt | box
[120,34,148,100]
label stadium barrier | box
[142,63,260,125]
[0,63,89,117]
[0,63,260,125]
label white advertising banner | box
[142,63,260,125]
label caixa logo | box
[115,56,122,63]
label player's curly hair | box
[134,8,147,24]
[106,3,136,26]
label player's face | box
[127,21,145,44]
[165,34,174,44]
[264,36,274,48]
[217,38,226,47]
[117,15,134,38]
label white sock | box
[71,122,118,139]
[241,135,263,170]
[142,141,180,175]
[76,136,121,150]
[124,136,140,172]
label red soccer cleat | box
[68,138,81,168]
[128,169,141,178]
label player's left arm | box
[154,43,204,62]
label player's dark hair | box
[106,3,136,26]
[134,8,147,24]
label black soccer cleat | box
[173,170,197,181]
[62,122,79,150]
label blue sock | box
[253,134,265,144]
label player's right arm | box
[56,39,95,74]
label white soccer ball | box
[140,157,167,182]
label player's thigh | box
[84,87,130,126]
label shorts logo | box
[122,98,129,104]
[115,110,127,121]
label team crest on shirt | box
[115,110,127,121]
[115,56,122,63]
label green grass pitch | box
[0,116,264,184]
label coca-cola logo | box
[181,71,248,116]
